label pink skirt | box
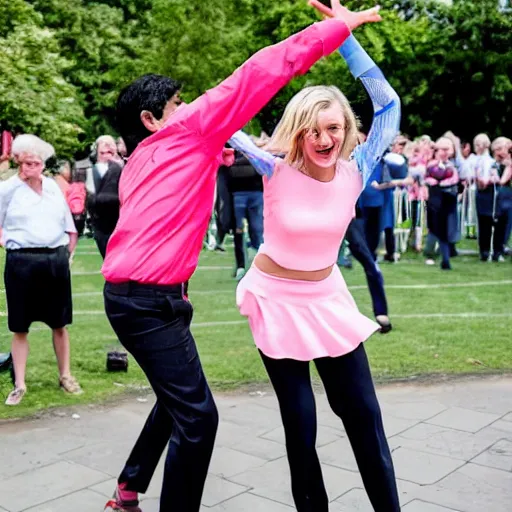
[236,265,379,361]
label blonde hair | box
[403,141,419,160]
[12,134,55,163]
[265,86,358,166]
[474,133,491,149]
[435,136,454,148]
[491,136,512,151]
[95,135,117,152]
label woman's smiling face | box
[302,103,345,173]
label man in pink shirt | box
[102,3,381,511]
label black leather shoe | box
[376,316,393,334]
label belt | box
[105,280,188,299]
[6,246,64,254]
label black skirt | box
[4,246,73,333]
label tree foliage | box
[0,0,85,157]
[0,0,510,157]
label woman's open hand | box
[308,0,382,30]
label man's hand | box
[308,0,382,30]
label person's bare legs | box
[5,333,29,405]
[52,327,71,378]
[52,327,81,393]
[11,332,29,389]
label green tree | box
[32,0,149,142]
[0,0,85,157]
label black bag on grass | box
[106,351,128,372]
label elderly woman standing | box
[0,135,81,406]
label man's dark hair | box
[116,74,182,156]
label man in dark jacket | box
[228,150,264,280]
[87,136,123,258]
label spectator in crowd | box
[0,134,81,406]
[380,134,409,262]
[215,154,247,276]
[405,140,428,251]
[462,133,494,181]
[228,146,264,280]
[116,137,128,165]
[461,140,472,159]
[466,134,502,261]
[424,140,460,269]
[87,135,123,258]
[488,136,512,260]
[53,160,87,238]
[358,136,408,262]
[343,214,393,333]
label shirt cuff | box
[339,34,374,78]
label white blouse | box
[0,175,76,250]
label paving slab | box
[22,489,109,512]
[260,423,342,447]
[380,400,448,422]
[63,439,132,477]
[426,407,500,433]
[390,447,465,485]
[228,456,363,506]
[229,435,286,461]
[0,376,510,512]
[389,422,505,461]
[501,412,512,422]
[331,488,373,511]
[484,419,512,437]
[208,492,294,511]
[208,446,267,478]
[0,461,109,512]
[402,500,461,512]
[471,439,512,472]
[415,463,512,512]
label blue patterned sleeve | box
[227,130,276,178]
[340,35,401,188]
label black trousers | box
[362,206,382,258]
[478,214,508,260]
[345,219,388,316]
[94,229,111,260]
[104,282,218,512]
[260,344,399,512]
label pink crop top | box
[259,159,362,270]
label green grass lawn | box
[0,237,511,419]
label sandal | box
[59,375,83,394]
[5,387,26,406]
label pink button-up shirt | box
[102,19,350,285]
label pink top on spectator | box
[102,19,350,285]
[67,183,87,215]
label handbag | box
[106,351,128,372]
[0,353,15,384]
[0,353,12,373]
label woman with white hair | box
[0,134,81,405]
[464,134,503,260]
[87,135,123,258]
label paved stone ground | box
[0,376,511,512]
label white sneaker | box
[235,268,246,281]
[425,259,435,266]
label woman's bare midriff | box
[254,253,333,282]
